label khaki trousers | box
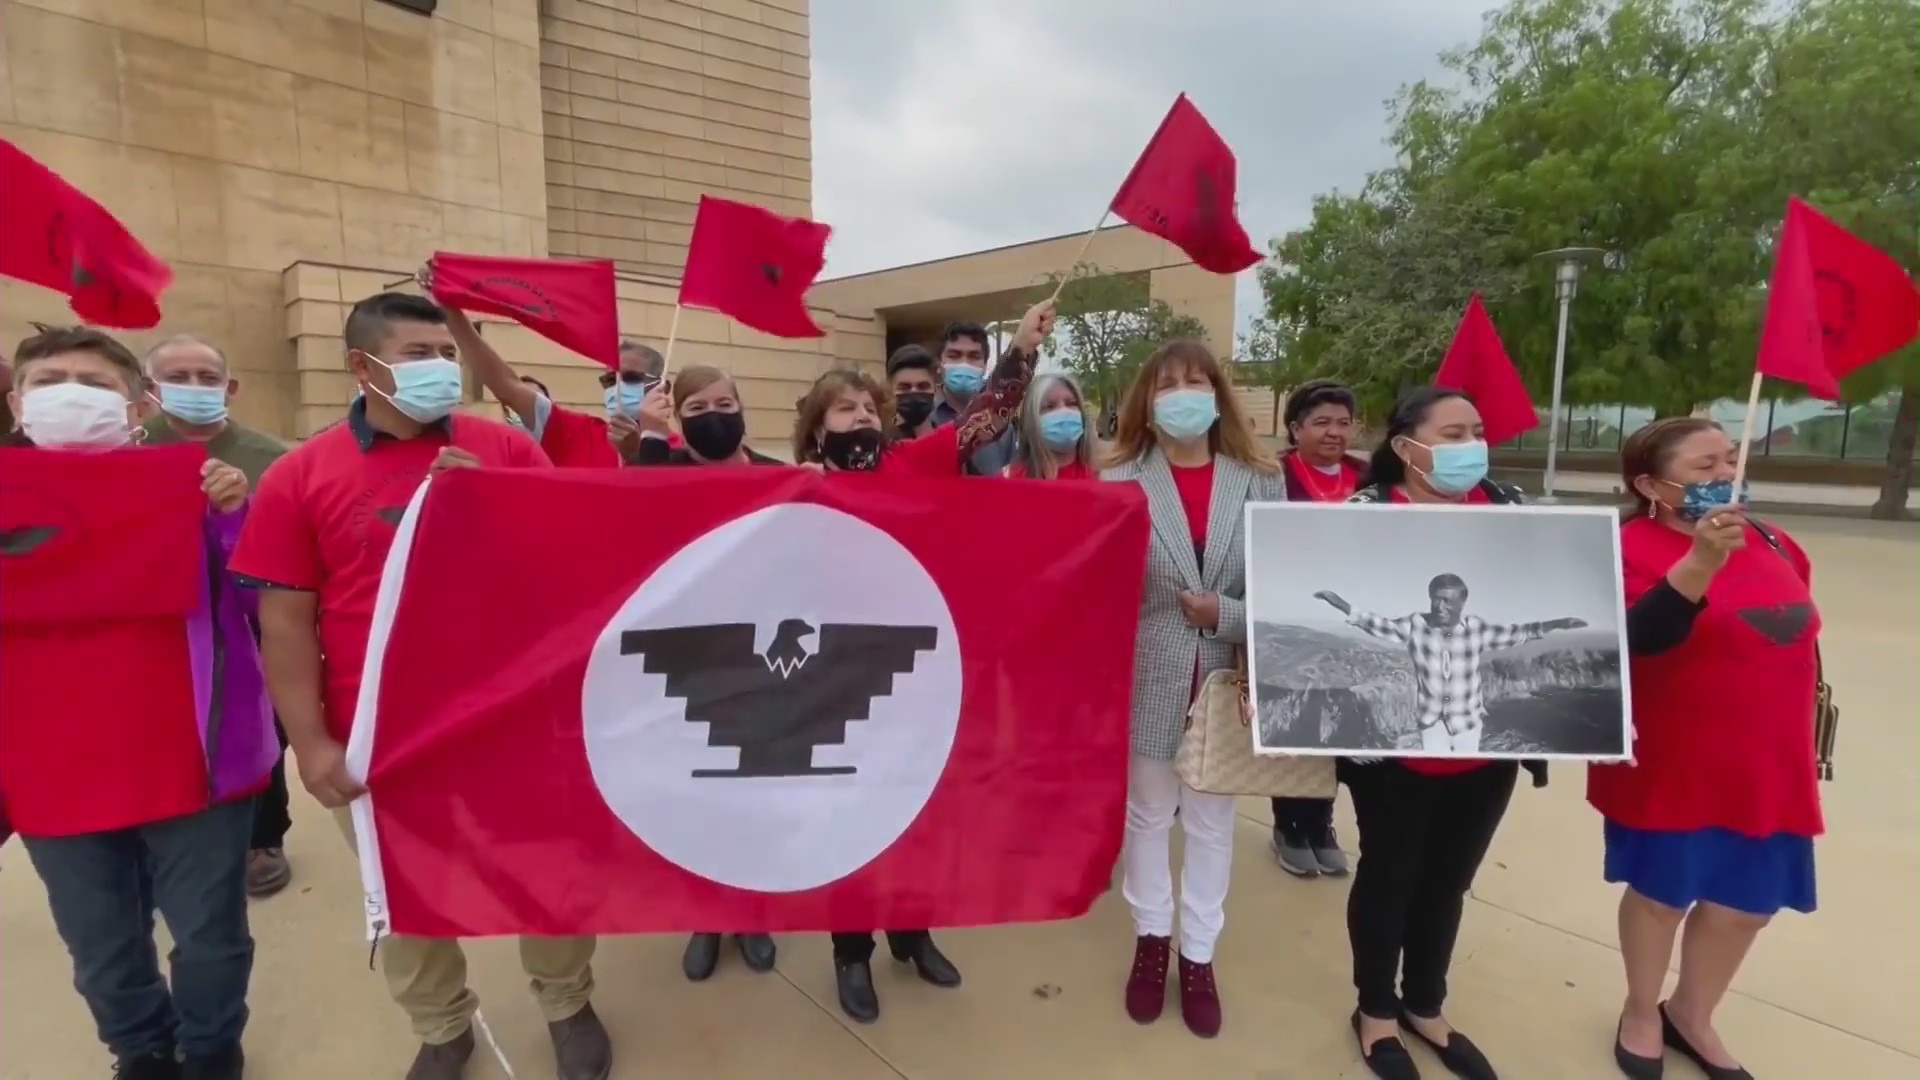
[333,809,596,1045]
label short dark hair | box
[13,323,142,392]
[885,344,936,378]
[939,321,990,359]
[1620,417,1723,518]
[343,292,446,355]
[1363,386,1473,490]
[1282,379,1357,444]
[1429,573,1468,595]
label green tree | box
[1041,264,1209,433]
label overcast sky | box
[808,0,1496,331]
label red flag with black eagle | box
[346,467,1147,938]
[678,195,831,338]
[1754,196,1920,400]
[428,252,622,370]
[1108,94,1263,275]
[0,138,173,328]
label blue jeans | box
[23,797,255,1060]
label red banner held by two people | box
[347,466,1148,938]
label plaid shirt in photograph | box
[1349,612,1550,734]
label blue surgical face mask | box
[1152,389,1218,441]
[156,383,228,426]
[603,382,647,418]
[1039,408,1084,451]
[1409,438,1489,495]
[942,366,984,398]
[1662,478,1747,522]
[367,355,463,424]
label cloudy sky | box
[808,0,1496,330]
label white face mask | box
[20,383,133,449]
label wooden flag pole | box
[661,303,684,373]
[1728,369,1766,500]
[1050,210,1111,304]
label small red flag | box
[0,139,172,329]
[1108,94,1262,275]
[428,252,621,370]
[1755,196,1920,400]
[1433,293,1539,445]
[679,196,830,338]
[346,467,1147,936]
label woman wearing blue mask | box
[1593,418,1814,1080]
[1008,373,1096,479]
[1101,340,1283,1040]
[1342,385,1530,1080]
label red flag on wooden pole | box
[1432,294,1539,445]
[429,253,621,370]
[0,139,172,329]
[1108,94,1262,275]
[1754,196,1920,400]
[678,196,831,338]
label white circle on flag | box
[580,503,963,893]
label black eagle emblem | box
[621,619,938,779]
[760,263,783,286]
[1736,602,1814,646]
[374,506,407,526]
[0,525,59,556]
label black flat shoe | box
[1660,1003,1753,1080]
[681,932,721,982]
[889,936,962,988]
[736,932,777,973]
[836,959,880,1024]
[1353,1009,1422,1080]
[1399,1012,1498,1080]
[1614,1017,1664,1079]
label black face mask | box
[819,426,884,471]
[681,409,746,462]
[894,391,936,428]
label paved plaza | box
[3,514,1913,1080]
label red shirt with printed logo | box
[1587,517,1824,837]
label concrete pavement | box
[3,515,1914,1080]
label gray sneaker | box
[1271,827,1319,878]
[1312,829,1351,877]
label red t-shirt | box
[1587,518,1823,837]
[1007,458,1096,480]
[539,403,680,468]
[230,416,551,743]
[1170,460,1214,550]
[1386,485,1495,777]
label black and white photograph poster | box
[1244,502,1631,762]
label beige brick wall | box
[0,0,550,438]
[540,0,812,278]
[282,258,880,449]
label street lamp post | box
[1532,247,1616,500]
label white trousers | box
[1120,755,1237,963]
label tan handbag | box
[1175,650,1338,798]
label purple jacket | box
[193,503,279,805]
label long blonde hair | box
[1012,372,1095,479]
[1104,340,1277,473]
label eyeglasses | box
[598,370,661,391]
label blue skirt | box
[1603,820,1817,916]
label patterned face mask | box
[1661,477,1747,522]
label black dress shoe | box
[1352,1010,1422,1080]
[889,935,962,988]
[736,932,777,972]
[1615,1017,1665,1079]
[1399,1012,1498,1080]
[836,959,880,1024]
[1660,1003,1754,1080]
[682,932,721,982]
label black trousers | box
[831,929,929,965]
[1270,796,1334,836]
[1343,760,1517,1019]
[248,722,292,851]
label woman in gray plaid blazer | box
[1100,341,1285,1040]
